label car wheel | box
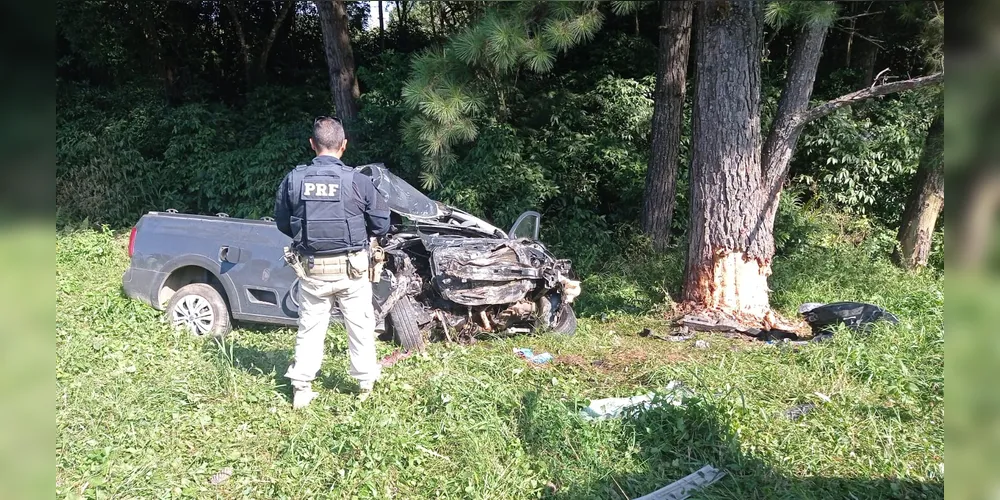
[166,283,231,338]
[388,295,425,352]
[550,304,577,336]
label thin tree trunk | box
[256,0,295,82]
[316,0,360,120]
[755,20,830,241]
[762,21,828,185]
[225,3,252,89]
[138,5,179,104]
[641,1,693,251]
[379,0,384,49]
[853,9,881,87]
[431,1,437,38]
[683,0,773,322]
[894,105,944,269]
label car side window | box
[509,211,540,240]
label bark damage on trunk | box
[894,105,944,269]
[641,1,693,251]
[683,0,775,325]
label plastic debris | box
[580,381,689,421]
[784,402,816,421]
[209,467,233,486]
[755,329,800,342]
[798,303,825,314]
[799,301,900,335]
[634,464,727,500]
[514,348,553,364]
[694,339,710,349]
[640,328,693,342]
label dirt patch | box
[556,347,689,375]
[554,354,589,368]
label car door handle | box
[219,246,242,263]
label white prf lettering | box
[304,182,315,196]
[316,183,328,196]
[328,183,339,196]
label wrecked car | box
[361,163,580,351]
[121,163,581,351]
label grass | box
[56,227,943,499]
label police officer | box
[274,116,390,408]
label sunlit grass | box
[57,228,942,499]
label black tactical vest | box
[290,161,367,255]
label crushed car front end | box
[358,163,581,347]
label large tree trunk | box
[316,0,360,120]
[641,1,694,251]
[682,0,773,322]
[894,106,944,269]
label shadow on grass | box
[516,391,942,500]
[207,324,368,401]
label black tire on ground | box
[550,304,577,336]
[389,295,425,352]
[166,283,232,338]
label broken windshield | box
[357,163,442,219]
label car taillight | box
[128,226,137,258]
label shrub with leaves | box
[793,88,938,225]
[401,1,605,189]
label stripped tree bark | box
[641,1,694,251]
[682,0,774,322]
[894,103,944,269]
[316,0,360,120]
[682,0,944,327]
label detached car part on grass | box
[121,163,581,350]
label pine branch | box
[801,72,944,124]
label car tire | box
[389,295,425,352]
[166,283,231,338]
[550,304,577,336]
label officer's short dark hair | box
[312,116,345,150]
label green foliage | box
[426,75,655,275]
[401,1,605,188]
[56,84,327,225]
[56,225,943,498]
[793,88,939,225]
[764,1,838,30]
[610,1,649,16]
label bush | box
[792,88,938,226]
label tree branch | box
[832,26,885,50]
[257,0,295,78]
[225,2,251,87]
[801,72,943,124]
[836,11,883,22]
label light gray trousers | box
[284,268,381,391]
